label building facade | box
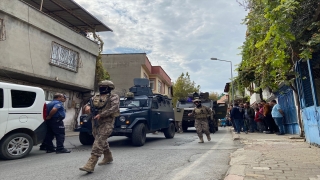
[101,53,173,97]
[0,0,111,130]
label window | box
[150,80,154,90]
[0,89,3,108]
[0,19,6,41]
[143,73,148,79]
[11,90,36,108]
[158,81,162,93]
[152,101,159,109]
[50,42,79,72]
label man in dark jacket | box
[244,102,255,133]
[230,103,244,134]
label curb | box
[224,127,245,180]
[228,127,240,140]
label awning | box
[20,0,112,32]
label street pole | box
[210,58,234,106]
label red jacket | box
[254,111,263,122]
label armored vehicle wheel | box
[132,123,146,146]
[163,122,175,139]
[0,133,33,160]
[79,132,94,145]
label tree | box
[172,72,200,106]
[209,92,220,101]
[236,0,320,137]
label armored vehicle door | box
[150,99,160,130]
[214,103,228,119]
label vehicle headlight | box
[119,116,126,122]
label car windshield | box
[120,99,148,108]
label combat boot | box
[79,155,99,173]
[198,137,204,143]
[98,150,113,166]
[206,134,211,141]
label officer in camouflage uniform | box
[79,80,120,173]
[188,98,212,143]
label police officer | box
[80,80,120,173]
[188,98,212,143]
[42,93,70,153]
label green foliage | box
[238,0,320,92]
[209,92,220,101]
[172,72,200,106]
[95,53,110,84]
[92,31,110,88]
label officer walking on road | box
[80,80,120,173]
[188,98,212,143]
[42,93,70,153]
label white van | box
[0,82,47,160]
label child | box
[254,107,265,132]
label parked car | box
[78,78,176,146]
[0,82,47,160]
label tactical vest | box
[93,94,120,117]
[194,106,209,119]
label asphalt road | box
[0,127,241,180]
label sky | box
[74,0,248,94]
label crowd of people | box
[227,100,285,135]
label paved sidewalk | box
[65,130,79,137]
[225,128,320,180]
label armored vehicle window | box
[11,90,36,108]
[0,89,3,108]
[120,99,149,108]
[152,101,159,109]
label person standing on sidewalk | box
[230,103,244,134]
[244,102,255,133]
[80,80,120,173]
[270,100,285,135]
[188,98,212,143]
[42,93,70,153]
[254,107,265,132]
[263,102,275,134]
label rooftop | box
[20,0,112,32]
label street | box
[0,128,241,180]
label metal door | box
[277,87,299,134]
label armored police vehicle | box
[174,92,219,133]
[78,78,175,146]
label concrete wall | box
[0,77,82,130]
[0,0,98,90]
[102,54,145,94]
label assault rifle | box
[89,98,99,128]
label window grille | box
[50,42,79,72]
[0,19,6,41]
